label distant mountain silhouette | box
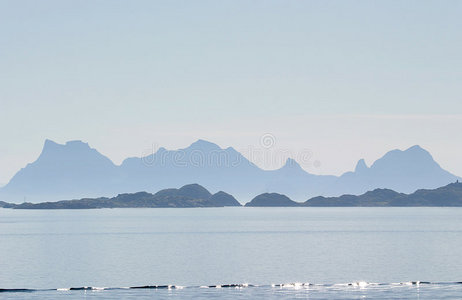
[333,145,459,195]
[0,140,120,202]
[0,139,460,203]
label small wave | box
[348,281,372,287]
[1,281,461,293]
[391,281,430,286]
[130,285,175,289]
[57,287,110,291]
[272,282,311,288]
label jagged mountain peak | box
[41,139,92,155]
[281,158,302,169]
[276,158,309,176]
[37,139,115,166]
[371,145,437,170]
[43,138,59,147]
[41,139,62,154]
[355,159,368,173]
[406,145,426,152]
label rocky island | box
[1,182,462,209]
[244,181,462,207]
[0,184,241,209]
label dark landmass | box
[210,191,243,207]
[304,182,462,207]
[1,182,462,209]
[0,201,15,208]
[304,189,403,207]
[0,184,241,209]
[243,182,462,207]
[245,193,299,207]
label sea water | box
[1,207,462,299]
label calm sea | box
[1,207,462,299]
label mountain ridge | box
[0,139,460,203]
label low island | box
[245,181,462,207]
[1,182,462,209]
[0,184,241,209]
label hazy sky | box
[1,0,461,185]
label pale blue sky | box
[0,0,461,184]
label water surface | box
[1,207,461,298]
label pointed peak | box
[279,158,305,173]
[405,145,429,154]
[355,159,368,173]
[44,139,58,146]
[42,139,61,150]
[225,146,238,152]
[392,145,433,160]
[284,158,300,167]
[41,139,61,154]
[379,145,433,159]
[407,144,423,150]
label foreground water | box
[1,207,462,299]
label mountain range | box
[0,139,460,203]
